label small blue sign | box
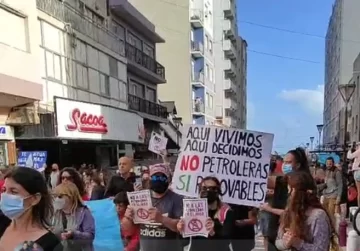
[17,151,47,172]
[0,127,5,135]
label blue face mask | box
[282,164,293,174]
[0,193,28,220]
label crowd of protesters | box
[1,145,358,251]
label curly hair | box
[57,167,86,197]
[280,171,335,240]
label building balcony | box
[223,0,235,19]
[224,79,237,94]
[191,41,204,58]
[224,59,236,78]
[191,72,205,87]
[128,94,168,119]
[125,42,166,84]
[36,0,126,57]
[223,19,236,40]
[193,101,205,115]
[223,39,236,59]
[190,9,204,28]
[224,97,237,111]
[109,0,165,43]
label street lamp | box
[338,83,356,162]
[172,117,183,149]
[316,124,324,150]
[310,136,315,150]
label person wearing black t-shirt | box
[230,204,257,251]
[0,167,62,251]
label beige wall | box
[0,108,10,124]
[128,0,192,124]
[0,0,42,92]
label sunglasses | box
[150,175,168,182]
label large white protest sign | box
[182,198,208,238]
[171,125,274,207]
[148,132,168,155]
[127,190,153,224]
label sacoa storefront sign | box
[55,97,144,143]
[66,108,108,134]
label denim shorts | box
[354,170,360,182]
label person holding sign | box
[177,176,234,251]
[122,163,184,251]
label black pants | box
[231,239,255,251]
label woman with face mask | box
[52,182,95,251]
[177,176,235,251]
[122,163,184,251]
[261,148,316,251]
[0,167,61,251]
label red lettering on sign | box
[65,108,108,134]
[180,155,199,171]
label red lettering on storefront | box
[65,108,108,134]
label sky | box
[237,0,334,153]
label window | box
[209,95,213,109]
[209,40,213,53]
[109,57,118,78]
[0,7,27,51]
[143,43,154,58]
[100,73,110,96]
[205,64,209,78]
[209,68,213,82]
[206,93,210,107]
[205,35,209,50]
[147,88,156,102]
[75,63,88,89]
[111,21,125,40]
[80,2,104,25]
[127,32,142,50]
[45,51,62,81]
[130,80,145,98]
[119,81,127,101]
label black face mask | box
[150,180,169,194]
[200,190,218,204]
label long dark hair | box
[280,171,334,240]
[199,176,222,208]
[287,147,310,172]
[57,167,86,197]
[5,167,53,228]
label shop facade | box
[0,125,15,166]
[16,97,144,168]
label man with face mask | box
[123,163,183,251]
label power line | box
[239,20,360,44]
[248,49,322,64]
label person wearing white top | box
[347,143,360,207]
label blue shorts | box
[354,170,360,182]
[259,212,271,236]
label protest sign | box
[127,190,153,224]
[182,198,208,238]
[17,151,47,172]
[148,131,168,155]
[171,125,274,207]
[85,199,123,251]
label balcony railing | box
[192,72,204,83]
[128,94,168,119]
[125,42,165,79]
[191,41,204,53]
[36,0,125,56]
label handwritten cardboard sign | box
[127,190,153,224]
[148,132,168,155]
[171,125,274,207]
[182,198,208,238]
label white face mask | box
[53,197,66,210]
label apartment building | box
[323,0,360,144]
[0,0,43,165]
[348,53,360,143]
[1,0,176,167]
[129,0,216,126]
[213,0,247,128]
